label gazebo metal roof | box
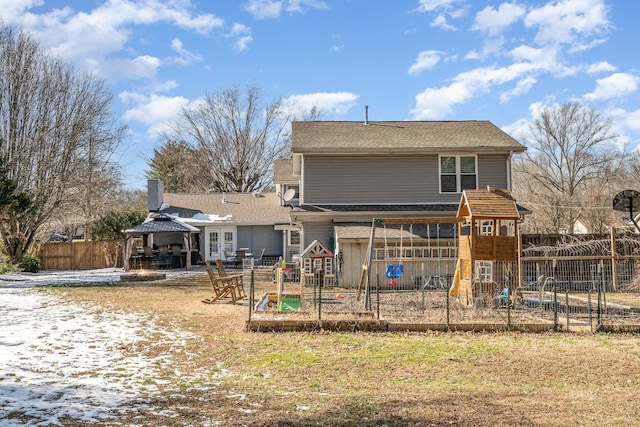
[125,213,200,234]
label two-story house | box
[139,120,525,283]
[284,120,526,286]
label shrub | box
[91,209,148,240]
[19,254,41,273]
[0,258,18,274]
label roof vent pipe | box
[364,105,369,125]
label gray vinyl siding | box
[477,154,509,189]
[302,221,335,251]
[237,225,282,257]
[303,154,511,204]
[303,155,442,204]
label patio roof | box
[124,213,200,234]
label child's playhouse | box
[450,187,520,306]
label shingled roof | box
[161,192,291,225]
[273,159,297,183]
[292,121,525,154]
[457,188,519,219]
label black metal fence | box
[244,235,640,332]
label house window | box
[287,186,299,200]
[224,231,234,257]
[289,230,300,246]
[440,155,477,193]
[283,185,300,206]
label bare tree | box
[513,102,622,233]
[160,85,319,193]
[0,24,125,261]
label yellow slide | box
[449,259,461,297]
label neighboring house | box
[146,179,293,263]
[286,120,527,286]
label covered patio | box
[123,213,201,271]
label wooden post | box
[610,228,618,291]
[517,227,523,294]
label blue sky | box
[2,0,639,190]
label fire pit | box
[120,271,166,282]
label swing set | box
[359,217,460,299]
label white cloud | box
[412,62,538,119]
[415,0,459,13]
[243,0,327,20]
[524,0,611,49]
[243,0,282,20]
[412,81,471,119]
[430,13,457,30]
[331,34,344,52]
[476,35,507,58]
[0,0,44,21]
[226,23,253,51]
[286,0,328,14]
[170,38,204,66]
[473,3,526,37]
[611,108,640,133]
[234,35,253,52]
[500,76,537,103]
[586,61,616,74]
[283,92,358,116]
[408,50,441,75]
[96,55,161,82]
[584,73,639,101]
[415,0,466,29]
[11,1,223,78]
[509,44,547,62]
[501,117,530,141]
[120,93,193,136]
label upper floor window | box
[288,230,301,246]
[440,155,477,193]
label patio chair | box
[152,246,172,269]
[202,261,240,303]
[215,259,246,299]
[142,246,154,268]
[171,244,184,268]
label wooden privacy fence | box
[39,240,123,270]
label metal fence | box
[245,253,640,333]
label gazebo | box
[123,213,200,271]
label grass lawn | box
[51,272,640,426]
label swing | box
[386,263,403,286]
[384,224,404,287]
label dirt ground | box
[50,271,640,426]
